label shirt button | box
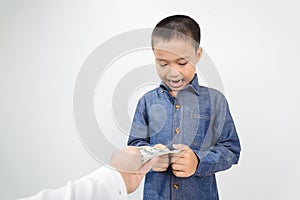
[175,104,180,109]
[173,182,179,190]
[175,128,180,134]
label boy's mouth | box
[167,78,185,88]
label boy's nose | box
[167,66,181,77]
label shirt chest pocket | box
[189,113,213,149]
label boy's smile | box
[153,39,202,96]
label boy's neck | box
[170,90,177,97]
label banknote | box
[137,146,183,163]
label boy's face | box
[153,39,202,96]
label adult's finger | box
[139,157,159,173]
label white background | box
[1,0,300,199]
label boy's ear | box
[196,47,202,62]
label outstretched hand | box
[110,147,159,194]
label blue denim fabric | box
[128,74,241,200]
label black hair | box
[151,15,201,50]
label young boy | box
[128,15,241,200]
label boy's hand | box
[152,144,169,172]
[171,144,199,177]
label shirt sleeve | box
[194,92,241,177]
[18,166,127,200]
[128,96,150,146]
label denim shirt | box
[128,74,241,200]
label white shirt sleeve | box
[18,166,127,200]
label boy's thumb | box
[173,144,188,150]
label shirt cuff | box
[86,165,127,200]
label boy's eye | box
[159,63,167,67]
[178,62,188,66]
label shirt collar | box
[159,74,200,96]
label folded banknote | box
[137,146,183,163]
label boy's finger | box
[172,163,185,171]
[153,167,168,172]
[171,156,184,164]
[172,170,188,178]
[154,144,169,150]
[153,162,168,168]
[159,154,169,159]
